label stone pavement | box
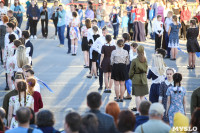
[0,18,200,130]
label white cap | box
[149,103,165,115]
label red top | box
[135,8,145,22]
[180,9,191,22]
[33,91,43,112]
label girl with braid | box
[8,81,34,129]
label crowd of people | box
[0,0,200,132]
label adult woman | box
[166,73,186,127]
[85,5,94,20]
[0,15,8,65]
[168,15,181,60]
[40,1,51,39]
[50,0,59,39]
[164,2,171,18]
[180,4,191,40]
[3,34,16,90]
[70,11,80,56]
[105,101,120,126]
[37,110,60,133]
[186,19,200,69]
[81,19,91,68]
[27,78,43,112]
[133,3,145,42]
[27,0,40,39]
[157,1,164,22]
[100,35,115,93]
[117,110,135,133]
[0,1,7,16]
[10,0,25,28]
[129,45,148,111]
[111,39,129,102]
[172,1,180,17]
[190,108,200,132]
[8,81,34,129]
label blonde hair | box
[17,45,29,68]
[152,54,165,75]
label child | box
[165,11,173,58]
[121,11,129,33]
[110,8,120,39]
[154,15,163,51]
[159,68,175,123]
[166,73,186,127]
[147,54,166,103]
[78,4,83,27]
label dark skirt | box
[132,84,149,96]
[133,21,145,42]
[81,37,89,51]
[91,51,99,62]
[187,39,200,53]
[111,63,128,81]
[149,83,160,103]
[102,58,112,73]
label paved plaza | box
[0,17,200,129]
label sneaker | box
[30,35,33,39]
[104,89,111,93]
[57,44,64,47]
[98,87,103,90]
[33,36,37,39]
[131,107,137,111]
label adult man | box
[91,26,115,91]
[87,92,118,133]
[5,107,42,133]
[3,72,24,120]
[22,30,34,65]
[135,103,171,133]
[191,87,200,114]
[96,3,106,29]
[64,112,81,133]
[55,4,66,48]
[25,69,40,92]
[134,101,151,131]
[65,4,74,54]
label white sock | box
[75,46,78,54]
[71,45,74,54]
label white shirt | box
[4,31,19,48]
[34,82,41,93]
[0,6,7,15]
[25,39,32,64]
[165,17,173,32]
[65,10,73,26]
[15,27,22,38]
[153,20,164,35]
[129,50,137,61]
[87,27,103,42]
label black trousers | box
[155,33,162,50]
[181,22,189,39]
[128,23,134,40]
[41,19,48,37]
[145,21,148,36]
[98,54,103,88]
[29,19,38,36]
[53,18,58,35]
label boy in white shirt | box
[164,11,173,58]
[154,15,163,51]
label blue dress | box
[168,23,181,48]
[166,86,186,127]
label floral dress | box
[166,86,186,127]
[9,94,34,129]
[3,42,16,74]
[168,23,181,48]
[70,17,80,40]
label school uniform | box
[154,20,163,50]
[165,17,172,57]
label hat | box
[149,103,165,115]
[137,45,144,53]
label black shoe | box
[95,76,98,79]
[119,99,123,102]
[115,99,120,102]
[131,107,137,111]
[67,51,71,54]
[98,87,103,90]
[4,86,9,91]
[164,56,170,59]
[187,66,193,69]
[84,66,89,68]
[104,89,111,93]
[86,75,92,78]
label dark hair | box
[7,22,15,30]
[12,72,25,81]
[173,73,182,87]
[65,112,81,132]
[157,15,162,19]
[14,0,21,6]
[0,117,4,132]
[139,101,151,115]
[92,26,98,33]
[88,1,92,5]
[192,17,199,24]
[87,92,101,109]
[42,1,47,8]
[19,38,25,45]
[14,40,22,47]
[156,48,166,58]
[102,26,107,31]
[22,30,30,39]
[105,34,112,43]
[117,39,124,47]
[122,33,130,42]
[89,5,93,10]
[72,11,77,17]
[37,110,55,127]
[91,19,98,23]
[26,69,35,75]
[117,110,136,132]
[190,19,196,26]
[17,81,27,107]
[80,113,98,133]
[22,64,32,71]
[131,42,138,48]
[9,34,16,43]
[29,107,35,125]
[7,10,13,14]
[79,4,83,9]
[85,18,91,29]
[16,107,31,124]
[191,108,200,132]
